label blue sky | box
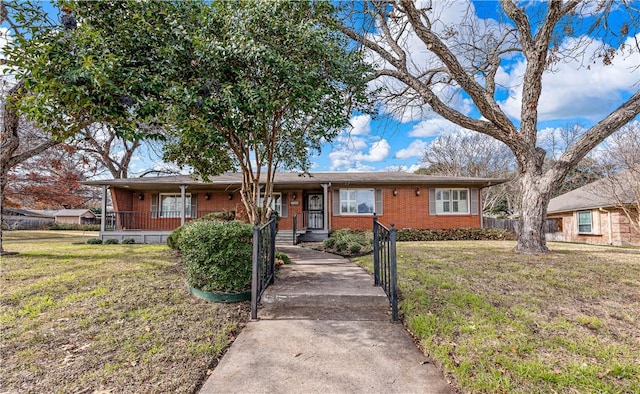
[3,1,639,176]
[300,0,640,174]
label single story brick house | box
[546,174,640,247]
[52,209,99,225]
[85,172,506,244]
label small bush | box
[275,252,291,264]
[349,244,362,254]
[86,238,103,245]
[179,220,253,293]
[104,238,119,244]
[167,226,185,250]
[199,211,236,222]
[335,240,348,252]
[323,238,336,248]
[122,238,135,244]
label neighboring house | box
[547,174,640,246]
[84,172,506,244]
[52,209,99,226]
[1,208,55,230]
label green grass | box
[354,241,640,393]
[1,230,249,393]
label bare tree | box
[598,122,640,234]
[338,0,640,253]
[1,80,59,254]
[74,124,142,179]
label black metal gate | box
[251,213,277,320]
[373,214,398,321]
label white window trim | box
[259,192,283,217]
[577,210,593,234]
[435,188,470,215]
[339,188,375,215]
[160,193,191,218]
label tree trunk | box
[514,171,555,254]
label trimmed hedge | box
[396,228,516,242]
[178,220,253,293]
[167,210,236,250]
[47,223,100,231]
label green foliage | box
[46,223,100,231]
[103,238,119,245]
[199,211,236,222]
[274,252,291,266]
[320,229,372,255]
[167,211,236,250]
[166,226,185,251]
[178,220,253,293]
[121,238,135,244]
[86,238,102,245]
[322,238,336,249]
[334,240,348,252]
[396,228,516,242]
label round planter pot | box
[188,285,251,303]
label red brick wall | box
[329,186,481,231]
[111,186,482,231]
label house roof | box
[548,170,638,214]
[3,208,96,218]
[83,172,508,192]
[53,209,96,218]
[1,208,55,218]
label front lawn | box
[354,241,640,393]
[0,231,249,393]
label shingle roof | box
[53,209,96,218]
[83,172,508,192]
[548,170,638,213]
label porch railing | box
[292,211,309,245]
[104,210,222,231]
[251,213,277,320]
[373,213,398,321]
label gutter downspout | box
[180,185,187,226]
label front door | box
[307,194,324,229]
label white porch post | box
[322,183,329,231]
[100,185,108,234]
[180,185,187,226]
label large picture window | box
[340,189,374,214]
[160,194,191,218]
[435,188,469,214]
[577,211,592,233]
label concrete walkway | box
[199,246,454,394]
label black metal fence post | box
[269,213,277,285]
[251,222,260,320]
[373,213,380,286]
[292,214,297,245]
[389,223,398,321]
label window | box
[259,193,283,217]
[160,194,191,218]
[340,189,374,214]
[435,188,469,214]
[577,211,592,233]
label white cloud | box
[409,117,467,137]
[329,138,391,171]
[395,140,427,159]
[348,114,372,136]
[497,33,640,121]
